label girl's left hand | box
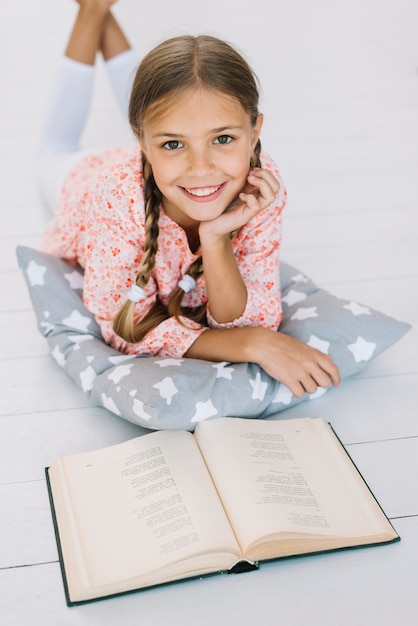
[199,168,280,239]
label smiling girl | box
[41,0,340,398]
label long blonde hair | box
[113,35,262,344]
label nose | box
[187,145,214,176]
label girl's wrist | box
[185,325,263,364]
[240,326,265,364]
[198,224,230,248]
[246,326,274,369]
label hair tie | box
[126,284,146,303]
[178,275,196,293]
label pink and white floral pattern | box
[43,145,287,357]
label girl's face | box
[140,87,263,232]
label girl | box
[41,0,340,399]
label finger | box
[308,365,334,389]
[247,173,278,207]
[248,168,281,196]
[239,185,270,213]
[299,374,320,395]
[304,356,340,390]
[284,380,306,399]
[239,191,262,214]
[297,353,340,393]
[317,355,341,387]
[238,192,273,225]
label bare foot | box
[66,0,118,64]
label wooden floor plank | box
[0,480,58,569]
[0,272,32,312]
[0,407,146,484]
[0,310,49,359]
[347,437,418,518]
[282,240,417,285]
[0,356,91,417]
[279,372,418,444]
[283,208,418,248]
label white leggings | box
[38,49,139,212]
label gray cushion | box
[16,246,411,430]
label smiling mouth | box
[184,185,221,197]
[180,183,225,202]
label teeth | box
[185,186,220,197]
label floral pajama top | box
[42,145,287,358]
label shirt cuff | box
[206,291,282,330]
[99,316,208,359]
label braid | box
[167,255,207,326]
[137,158,161,287]
[113,156,169,343]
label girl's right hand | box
[199,167,280,242]
[186,326,340,398]
[251,327,341,398]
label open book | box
[46,417,399,605]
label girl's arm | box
[200,166,283,325]
[199,231,247,323]
[185,326,341,398]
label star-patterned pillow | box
[16,246,411,430]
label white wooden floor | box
[1,1,417,624]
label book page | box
[49,429,240,596]
[194,417,395,554]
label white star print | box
[51,345,65,367]
[291,273,309,283]
[212,362,234,379]
[79,365,97,392]
[291,306,318,321]
[132,398,152,421]
[348,336,376,362]
[191,399,218,423]
[62,310,92,332]
[107,363,134,384]
[307,334,330,354]
[26,261,47,286]
[309,387,328,400]
[343,301,372,316]
[272,384,293,405]
[40,321,54,335]
[64,271,84,290]
[282,289,308,307]
[155,358,184,367]
[100,393,122,416]
[153,377,179,405]
[249,372,268,401]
